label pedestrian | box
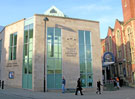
[116,77,120,89]
[75,78,83,95]
[113,77,117,87]
[62,77,66,93]
[96,79,102,94]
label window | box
[117,30,121,45]
[50,9,57,13]
[127,27,132,61]
[23,24,33,74]
[9,33,17,60]
[109,36,112,51]
[78,30,93,87]
[118,50,122,58]
[47,27,62,89]
[125,0,127,7]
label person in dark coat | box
[96,80,102,94]
[75,78,83,95]
[62,77,66,93]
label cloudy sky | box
[0,0,123,38]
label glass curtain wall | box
[78,30,93,87]
[9,33,17,60]
[22,24,33,89]
[47,27,62,89]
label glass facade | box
[9,33,17,60]
[0,40,2,62]
[78,30,93,87]
[47,27,62,89]
[22,23,33,89]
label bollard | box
[2,81,4,89]
[0,80,1,88]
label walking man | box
[96,79,102,94]
[75,78,83,95]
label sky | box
[0,0,123,39]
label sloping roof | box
[109,26,114,31]
[118,20,124,25]
[44,6,67,17]
[101,39,105,42]
[116,19,124,25]
[0,26,4,32]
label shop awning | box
[102,62,115,67]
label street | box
[0,87,135,99]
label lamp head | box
[44,17,49,21]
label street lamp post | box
[43,17,49,92]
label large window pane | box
[85,31,90,45]
[14,33,17,46]
[29,30,33,43]
[79,30,92,87]
[9,33,17,60]
[47,70,54,74]
[79,30,84,45]
[9,47,12,60]
[58,44,62,53]
[87,60,92,73]
[55,28,61,44]
[29,51,32,58]
[29,43,33,51]
[55,28,61,37]
[55,74,62,88]
[54,53,58,58]
[10,34,13,46]
[47,27,54,39]
[80,59,85,73]
[55,59,61,71]
[80,74,86,87]
[23,24,33,74]
[24,26,28,43]
[13,46,16,60]
[23,59,28,74]
[54,44,58,53]
[54,44,59,58]
[47,59,55,70]
[50,44,54,57]
[28,59,32,74]
[24,44,28,58]
[47,27,62,89]
[79,45,85,59]
[86,45,91,59]
[87,74,93,87]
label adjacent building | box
[0,6,102,91]
[101,0,135,85]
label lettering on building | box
[65,37,77,57]
[7,62,19,67]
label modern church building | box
[0,6,102,91]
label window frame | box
[9,32,17,60]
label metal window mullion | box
[28,25,30,59]
[53,28,55,57]
[83,31,88,87]
[52,28,55,88]
[12,35,14,60]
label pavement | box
[0,86,135,99]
